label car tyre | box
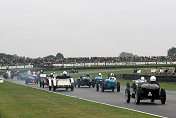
[66,87,68,91]
[96,83,99,91]
[117,82,120,92]
[135,89,140,104]
[71,85,74,91]
[40,81,42,87]
[125,88,130,103]
[78,80,81,88]
[160,88,166,104]
[49,86,51,91]
[101,83,104,92]
[53,86,56,92]
[42,81,44,88]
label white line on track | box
[7,80,167,118]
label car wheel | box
[40,81,42,87]
[66,87,68,91]
[25,80,28,85]
[96,83,99,91]
[125,88,130,103]
[135,90,140,104]
[71,85,74,91]
[160,88,166,104]
[42,81,44,88]
[53,86,56,91]
[101,83,104,92]
[78,80,81,88]
[117,82,120,92]
[49,86,51,91]
[92,83,95,88]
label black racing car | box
[125,79,166,104]
[75,75,92,88]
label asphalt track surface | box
[5,70,176,118]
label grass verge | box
[0,81,158,118]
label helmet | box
[99,73,102,76]
[53,72,56,74]
[63,71,67,75]
[33,72,35,74]
[110,73,113,76]
[41,70,43,72]
[141,77,145,81]
[150,76,156,82]
[50,73,53,75]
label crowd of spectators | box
[0,56,176,67]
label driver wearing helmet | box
[140,76,147,82]
[50,73,54,78]
[63,71,68,76]
[40,70,44,74]
[99,73,102,76]
[150,76,159,86]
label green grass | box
[0,81,158,118]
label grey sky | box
[0,0,176,58]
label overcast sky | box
[0,0,176,58]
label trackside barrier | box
[0,65,33,70]
[53,62,176,67]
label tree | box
[167,47,176,57]
[119,52,135,57]
[56,53,64,58]
[44,55,55,59]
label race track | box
[6,76,176,118]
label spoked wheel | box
[49,86,51,91]
[78,80,81,88]
[66,87,68,91]
[135,90,140,104]
[92,83,95,88]
[70,85,74,91]
[42,81,45,88]
[117,82,120,92]
[96,83,99,91]
[53,86,56,92]
[40,81,42,87]
[101,83,104,92]
[160,88,166,104]
[125,88,130,103]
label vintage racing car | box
[39,73,48,88]
[125,76,166,104]
[91,73,103,91]
[75,75,92,88]
[97,76,120,92]
[49,71,74,91]
[69,69,78,73]
[25,76,37,84]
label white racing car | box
[49,71,74,91]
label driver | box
[63,71,68,76]
[99,73,102,76]
[50,73,54,78]
[140,76,147,82]
[150,76,159,86]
